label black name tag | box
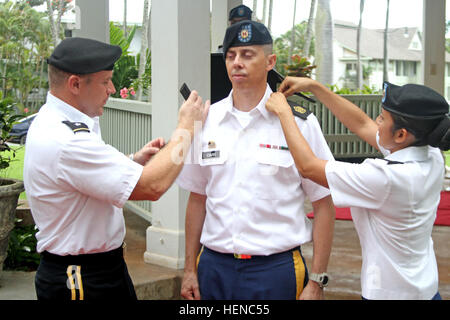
[202,150,220,159]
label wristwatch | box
[309,273,329,288]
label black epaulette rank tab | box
[287,100,312,120]
[62,121,90,134]
[383,159,404,165]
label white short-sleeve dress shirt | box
[325,145,443,300]
[24,93,143,255]
[176,84,334,256]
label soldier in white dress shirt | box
[177,21,336,300]
[24,37,209,300]
[266,77,450,300]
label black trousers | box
[35,246,137,300]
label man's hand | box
[299,281,324,300]
[178,90,211,134]
[132,137,165,165]
[181,270,201,300]
[278,76,315,97]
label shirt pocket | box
[254,147,299,200]
[199,147,230,198]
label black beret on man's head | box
[222,20,273,59]
[229,4,252,21]
[47,37,122,75]
[382,81,449,119]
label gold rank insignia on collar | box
[286,100,312,120]
[62,121,90,134]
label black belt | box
[41,244,124,266]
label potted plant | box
[0,94,25,280]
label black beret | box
[229,4,252,21]
[222,20,273,58]
[382,81,449,119]
[47,37,122,75]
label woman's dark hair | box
[390,112,450,151]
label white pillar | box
[145,0,210,269]
[422,0,446,95]
[73,0,109,43]
[211,0,242,52]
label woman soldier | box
[265,78,449,300]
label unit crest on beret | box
[238,24,252,43]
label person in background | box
[228,4,253,25]
[217,4,253,53]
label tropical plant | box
[315,0,334,85]
[356,0,365,89]
[4,219,40,271]
[110,22,138,98]
[110,22,151,101]
[288,0,297,65]
[0,1,52,113]
[328,84,381,95]
[45,0,73,46]
[137,0,150,100]
[0,93,25,167]
[131,49,151,100]
[284,54,316,78]
[304,0,317,58]
[267,0,273,32]
[273,21,315,75]
[383,0,390,82]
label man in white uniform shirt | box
[177,21,335,300]
[24,37,209,300]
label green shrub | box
[4,219,40,271]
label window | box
[396,61,402,76]
[395,61,417,77]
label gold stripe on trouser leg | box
[292,250,306,299]
[75,265,84,300]
[196,246,204,270]
[66,265,76,300]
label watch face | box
[322,275,329,286]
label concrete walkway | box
[0,204,449,300]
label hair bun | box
[428,116,450,150]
